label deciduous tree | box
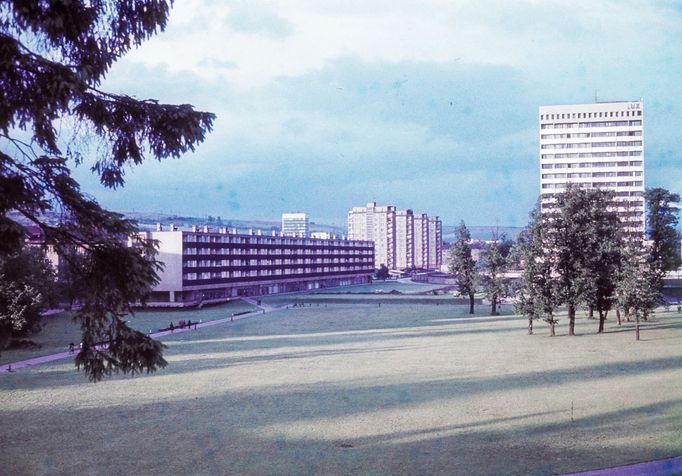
[513,204,558,335]
[449,221,477,314]
[479,231,512,315]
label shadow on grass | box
[2,382,681,476]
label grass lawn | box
[2,304,682,475]
[0,299,258,365]
[307,281,448,294]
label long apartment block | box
[539,100,644,233]
[141,226,375,307]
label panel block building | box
[347,202,396,269]
[539,100,645,233]
[142,226,374,307]
[348,202,442,271]
[281,212,309,237]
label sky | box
[72,0,682,227]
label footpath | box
[0,300,276,373]
[561,455,682,476]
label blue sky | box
[73,0,682,227]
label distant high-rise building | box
[348,203,442,271]
[413,213,429,269]
[348,202,396,268]
[427,216,443,269]
[539,100,644,233]
[281,212,309,237]
[395,210,414,269]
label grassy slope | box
[1,305,682,475]
[0,300,258,365]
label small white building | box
[281,212,309,237]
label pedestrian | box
[194,321,197,330]
[68,342,75,354]
[169,322,174,333]
[7,364,11,372]
[187,319,192,329]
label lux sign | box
[628,103,641,110]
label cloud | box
[225,4,293,38]
[71,1,682,228]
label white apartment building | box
[427,216,443,269]
[348,203,442,271]
[539,100,645,233]
[141,225,374,306]
[281,212,309,237]
[347,202,396,268]
[395,210,414,269]
[413,213,429,269]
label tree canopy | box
[0,1,215,380]
[449,221,477,314]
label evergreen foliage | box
[0,1,215,380]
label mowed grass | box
[306,281,447,294]
[2,303,682,475]
[0,299,258,365]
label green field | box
[308,281,448,294]
[0,299,258,365]
[2,303,682,475]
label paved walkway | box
[561,455,682,475]
[0,301,277,373]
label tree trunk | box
[568,303,576,336]
[598,310,606,333]
[528,318,533,335]
[616,308,622,326]
[635,314,640,341]
[491,295,497,316]
[625,308,631,322]
[550,322,556,336]
[469,293,475,314]
[588,305,594,319]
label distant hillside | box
[10,210,519,241]
[126,211,346,236]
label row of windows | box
[542,151,642,159]
[184,266,371,280]
[542,171,643,179]
[541,120,642,129]
[542,181,643,189]
[541,131,641,139]
[542,191,644,199]
[541,160,643,169]
[540,110,641,120]
[184,257,372,267]
[541,141,643,149]
[184,247,373,256]
[183,234,371,248]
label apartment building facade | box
[413,213,429,269]
[347,202,396,268]
[539,100,645,233]
[143,226,374,307]
[427,216,443,269]
[395,209,414,269]
[348,203,442,271]
[281,212,309,237]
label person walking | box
[169,322,174,333]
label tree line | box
[450,186,681,339]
